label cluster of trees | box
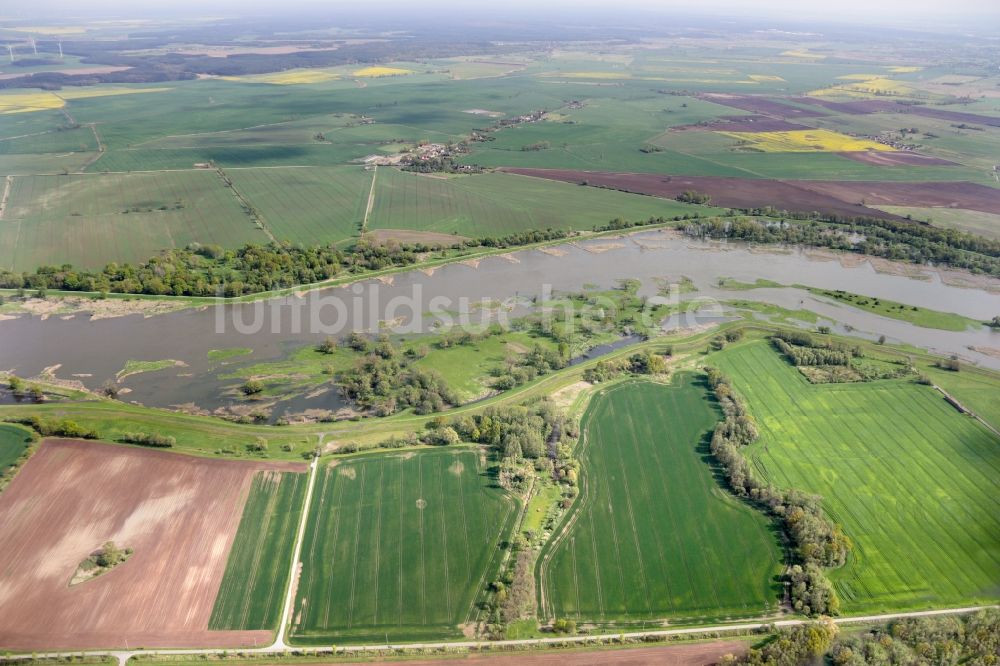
[829,610,999,665]
[5,416,98,440]
[705,367,850,615]
[676,190,712,204]
[118,431,176,448]
[721,619,839,665]
[493,344,567,391]
[592,213,705,233]
[684,215,1000,277]
[582,350,670,383]
[773,332,860,367]
[338,336,457,416]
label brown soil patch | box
[502,168,895,219]
[673,114,812,132]
[0,66,131,80]
[838,151,956,167]
[304,642,749,665]
[789,97,904,114]
[698,93,827,118]
[551,380,593,410]
[0,439,305,650]
[503,168,1000,218]
[796,180,1000,216]
[367,229,468,247]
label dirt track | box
[501,168,1000,218]
[0,439,306,651]
[262,642,749,666]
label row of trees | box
[773,333,860,367]
[705,367,851,616]
[829,609,999,665]
[582,350,670,383]
[721,619,839,665]
[0,228,573,297]
[685,214,1000,277]
[5,415,98,440]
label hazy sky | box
[9,0,1000,28]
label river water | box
[1,229,998,415]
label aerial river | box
[1,229,998,414]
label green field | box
[875,206,1000,240]
[0,423,33,473]
[368,170,715,237]
[0,171,265,270]
[714,341,1000,612]
[226,166,372,245]
[290,448,517,643]
[539,376,783,624]
[209,470,308,630]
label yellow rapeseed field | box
[889,66,922,73]
[556,71,630,79]
[352,66,413,78]
[780,50,825,59]
[0,92,65,114]
[809,77,916,98]
[719,129,895,153]
[58,87,172,99]
[220,69,339,84]
[749,74,786,82]
[0,87,171,114]
[837,73,883,81]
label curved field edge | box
[537,375,783,626]
[711,340,1000,614]
[288,448,518,644]
[3,321,998,461]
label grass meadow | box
[290,448,517,644]
[714,341,1000,613]
[538,375,783,624]
[209,470,308,630]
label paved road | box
[8,605,994,666]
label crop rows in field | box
[368,170,702,237]
[227,166,371,246]
[0,171,266,270]
[209,470,308,630]
[539,376,782,624]
[290,449,516,644]
[715,341,1000,612]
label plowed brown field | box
[0,438,306,651]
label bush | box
[241,379,264,395]
[119,431,175,448]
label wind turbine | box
[6,45,13,63]
[58,41,64,59]
[29,37,37,55]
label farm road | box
[10,605,995,666]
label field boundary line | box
[19,606,997,664]
[361,164,378,236]
[215,166,278,244]
[0,175,12,220]
[272,454,319,648]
